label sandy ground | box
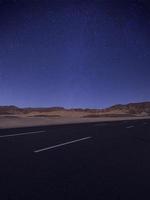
[0,115,150,129]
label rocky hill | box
[0,101,150,117]
[0,106,22,115]
[104,102,150,115]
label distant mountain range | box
[0,106,66,115]
[0,102,150,117]
[104,102,150,114]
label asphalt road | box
[0,119,150,200]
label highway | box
[0,119,150,200]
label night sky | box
[0,0,150,108]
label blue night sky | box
[0,0,150,108]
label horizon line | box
[0,100,150,110]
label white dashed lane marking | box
[0,131,46,138]
[34,136,92,153]
[126,125,135,129]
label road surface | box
[0,119,150,200]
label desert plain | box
[0,102,150,128]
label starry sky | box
[0,0,150,108]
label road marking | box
[126,125,134,129]
[0,130,46,138]
[34,136,92,153]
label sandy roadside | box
[0,116,150,129]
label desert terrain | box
[0,102,150,128]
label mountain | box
[0,106,65,115]
[0,101,150,116]
[0,106,22,115]
[104,102,150,115]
